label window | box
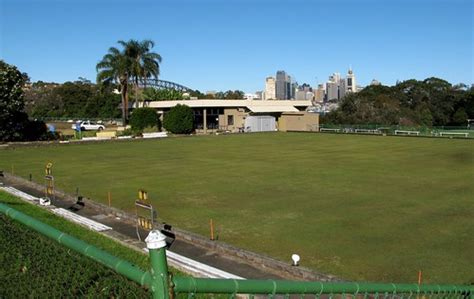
[227,115,234,126]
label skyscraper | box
[339,79,347,99]
[290,80,298,100]
[264,77,276,100]
[326,74,339,101]
[276,71,288,100]
[314,84,325,102]
[324,68,357,101]
[340,68,357,99]
[345,67,356,93]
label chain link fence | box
[1,202,472,299]
[0,214,149,298]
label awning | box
[247,105,299,113]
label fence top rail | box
[172,277,473,295]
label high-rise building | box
[326,82,338,101]
[326,74,339,101]
[264,77,276,100]
[290,80,298,100]
[301,83,311,92]
[314,84,325,102]
[295,90,305,101]
[333,72,341,84]
[345,67,356,93]
[295,90,314,101]
[305,91,314,101]
[276,71,288,100]
[339,67,357,99]
[339,78,347,99]
[324,68,358,101]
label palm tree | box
[96,39,161,123]
[120,39,162,108]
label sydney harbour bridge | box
[138,79,194,92]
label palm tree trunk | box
[135,77,140,108]
[121,81,128,124]
[125,85,129,121]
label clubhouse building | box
[139,100,319,133]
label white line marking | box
[143,248,245,279]
[51,208,112,232]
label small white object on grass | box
[39,198,51,206]
[291,254,300,266]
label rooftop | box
[139,100,311,113]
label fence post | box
[145,230,170,299]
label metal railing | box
[319,124,473,138]
[37,117,123,124]
[0,202,472,299]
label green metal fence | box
[0,202,472,299]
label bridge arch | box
[138,79,193,92]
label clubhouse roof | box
[139,99,312,113]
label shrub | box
[129,107,161,132]
[163,104,194,134]
[24,120,43,139]
[119,128,134,136]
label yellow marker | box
[45,162,53,176]
[138,190,148,201]
[210,219,215,241]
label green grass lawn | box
[1,132,472,283]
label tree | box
[97,46,130,123]
[55,81,94,117]
[452,108,468,125]
[323,77,473,127]
[163,104,194,134]
[416,105,433,126]
[0,60,29,141]
[129,107,161,132]
[0,61,54,141]
[142,88,183,101]
[121,40,162,108]
[189,90,207,99]
[224,90,245,99]
[25,82,63,117]
[97,40,162,122]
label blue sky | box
[1,0,473,92]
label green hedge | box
[129,107,161,132]
[163,104,194,134]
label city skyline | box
[260,67,358,102]
[1,0,473,93]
